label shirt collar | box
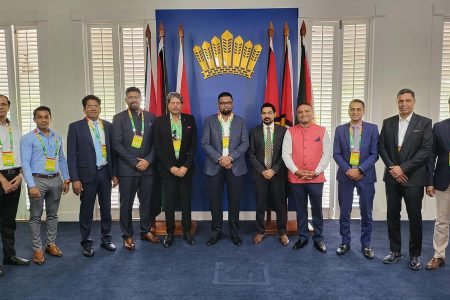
[399,113,413,122]
[264,122,275,131]
[35,127,54,137]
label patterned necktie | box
[264,126,272,169]
[93,122,103,167]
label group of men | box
[0,87,448,276]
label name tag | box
[45,157,56,172]
[131,134,143,148]
[2,152,14,166]
[101,145,107,158]
[222,136,230,149]
[349,151,360,166]
[173,140,181,152]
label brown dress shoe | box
[253,233,265,244]
[33,250,45,265]
[123,238,135,251]
[45,244,62,257]
[279,234,289,246]
[426,257,445,270]
[141,232,160,243]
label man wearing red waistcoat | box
[282,103,331,253]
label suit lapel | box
[229,116,237,145]
[392,117,399,148]
[82,119,95,151]
[344,123,351,151]
[166,115,176,160]
[214,115,223,148]
[103,120,110,151]
[401,113,418,147]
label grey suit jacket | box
[112,109,156,177]
[201,114,249,176]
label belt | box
[0,167,21,175]
[32,173,60,179]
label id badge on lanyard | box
[222,136,230,149]
[131,134,143,148]
[45,157,56,172]
[173,139,181,152]
[101,145,107,158]
[349,151,360,166]
[2,151,14,166]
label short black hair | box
[218,92,233,101]
[82,95,101,108]
[125,86,141,96]
[261,103,276,113]
[0,94,10,107]
[397,88,415,99]
[296,102,313,110]
[349,99,365,109]
[33,106,52,118]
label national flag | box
[156,22,169,116]
[297,20,313,113]
[176,24,191,114]
[145,25,157,114]
[280,22,294,127]
[264,22,280,114]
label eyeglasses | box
[85,105,100,109]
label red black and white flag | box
[280,22,294,127]
[176,25,191,114]
[296,20,313,118]
[144,25,157,114]
[264,22,280,115]
[156,23,169,116]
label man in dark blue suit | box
[201,92,249,246]
[333,99,379,259]
[425,98,450,270]
[67,95,118,257]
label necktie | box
[93,122,103,167]
[352,125,360,152]
[264,126,272,169]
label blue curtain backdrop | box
[156,8,298,211]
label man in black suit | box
[425,97,450,270]
[112,87,159,251]
[248,103,288,246]
[379,88,433,270]
[67,95,118,257]
[154,92,197,248]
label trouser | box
[386,184,424,257]
[118,175,153,239]
[79,167,112,248]
[433,184,450,259]
[338,180,375,247]
[161,175,192,235]
[207,169,243,238]
[291,183,324,242]
[29,176,63,251]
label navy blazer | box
[153,113,197,179]
[112,110,156,177]
[333,121,379,183]
[426,119,450,191]
[201,114,249,176]
[67,118,115,184]
[378,113,433,186]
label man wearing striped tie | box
[249,103,288,246]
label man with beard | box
[282,103,331,253]
[112,87,159,251]
[249,103,288,246]
[201,92,249,246]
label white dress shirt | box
[398,113,413,147]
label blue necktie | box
[93,122,103,167]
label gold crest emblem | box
[193,30,262,79]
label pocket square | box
[187,126,192,129]
[413,129,419,132]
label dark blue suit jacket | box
[427,119,450,191]
[67,118,115,183]
[333,121,379,183]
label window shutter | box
[440,21,450,121]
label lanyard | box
[86,118,104,145]
[218,113,233,135]
[128,109,144,136]
[349,125,362,149]
[34,129,59,157]
[170,114,182,139]
[0,123,13,151]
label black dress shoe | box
[362,246,375,259]
[207,233,221,246]
[183,233,196,245]
[409,256,421,270]
[101,242,117,251]
[314,241,327,253]
[293,239,308,250]
[383,252,403,264]
[336,244,350,255]
[3,256,30,265]
[231,236,243,246]
[163,234,174,248]
[82,247,94,257]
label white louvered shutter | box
[440,21,450,121]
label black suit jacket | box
[153,113,197,179]
[426,119,450,191]
[67,118,115,184]
[378,113,433,186]
[112,110,156,177]
[248,124,287,180]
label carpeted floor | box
[0,220,449,299]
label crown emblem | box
[193,30,262,79]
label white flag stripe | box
[145,45,151,111]
[176,37,183,93]
[286,38,294,122]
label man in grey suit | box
[201,92,249,246]
[112,86,160,251]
